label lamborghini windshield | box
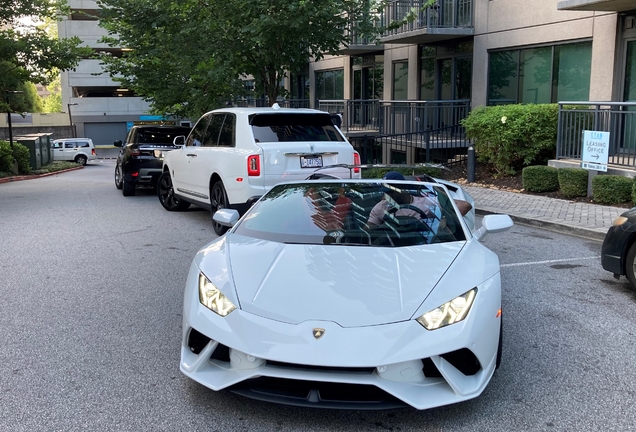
[234,182,467,246]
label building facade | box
[303,0,636,165]
[308,0,633,111]
[58,0,154,146]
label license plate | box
[300,155,323,168]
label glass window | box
[455,57,472,100]
[203,114,224,147]
[519,47,552,104]
[137,127,191,146]
[488,42,592,105]
[335,70,344,100]
[393,62,409,100]
[218,114,235,147]
[186,115,211,147]
[250,114,345,143]
[372,61,384,99]
[420,56,435,100]
[553,42,592,102]
[234,182,466,246]
[65,142,75,148]
[488,51,519,105]
[626,41,636,101]
[315,69,344,101]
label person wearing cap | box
[367,171,472,229]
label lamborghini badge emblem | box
[313,328,325,339]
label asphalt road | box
[0,160,635,431]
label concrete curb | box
[0,166,84,184]
[475,208,606,242]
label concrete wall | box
[0,126,75,142]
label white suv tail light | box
[247,155,260,176]
[353,152,360,174]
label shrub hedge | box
[13,142,31,174]
[361,166,442,179]
[558,168,588,198]
[0,140,32,175]
[461,104,558,177]
[522,165,559,192]
[592,175,632,204]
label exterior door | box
[63,141,78,161]
[187,113,226,201]
[171,114,211,201]
[623,39,636,150]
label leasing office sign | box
[581,130,609,172]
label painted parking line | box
[501,256,600,268]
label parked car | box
[601,207,636,289]
[180,179,513,409]
[157,106,361,234]
[114,125,192,196]
[52,138,96,166]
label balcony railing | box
[381,0,473,38]
[231,98,310,108]
[354,126,472,166]
[318,99,471,135]
[557,101,636,169]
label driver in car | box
[366,171,472,229]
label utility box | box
[15,135,42,170]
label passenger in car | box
[305,186,352,232]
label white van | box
[52,138,97,165]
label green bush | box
[0,141,34,175]
[0,141,12,173]
[461,104,558,177]
[558,168,588,198]
[522,165,559,192]
[12,142,31,174]
[361,166,442,179]
[592,175,632,204]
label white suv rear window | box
[250,113,344,143]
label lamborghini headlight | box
[198,273,236,316]
[416,288,477,330]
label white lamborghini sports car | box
[180,179,513,410]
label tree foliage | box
[97,0,396,118]
[0,0,89,112]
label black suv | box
[114,125,191,196]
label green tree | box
[96,0,404,116]
[0,0,89,112]
[43,75,63,113]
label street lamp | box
[67,102,78,138]
[5,90,24,150]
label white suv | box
[52,138,97,166]
[157,106,361,234]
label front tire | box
[210,181,229,236]
[157,171,190,211]
[75,155,87,166]
[625,242,636,290]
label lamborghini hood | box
[224,235,465,327]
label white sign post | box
[581,130,610,196]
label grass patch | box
[0,161,80,178]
